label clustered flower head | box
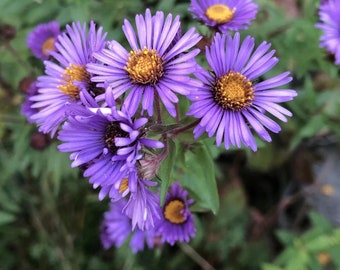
[24,0,300,253]
[101,181,196,252]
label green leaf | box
[290,114,326,150]
[329,246,340,266]
[158,138,177,206]
[0,211,16,226]
[321,90,340,118]
[261,264,283,270]
[305,234,339,252]
[156,0,176,12]
[275,230,296,246]
[275,246,297,266]
[308,211,333,230]
[285,248,310,270]
[180,141,219,214]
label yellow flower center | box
[205,4,235,24]
[42,37,56,56]
[164,199,186,224]
[124,47,164,85]
[119,178,129,193]
[213,72,254,111]
[58,64,90,100]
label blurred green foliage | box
[1,0,340,269]
[263,212,340,270]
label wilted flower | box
[139,153,162,180]
[187,33,297,151]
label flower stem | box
[5,42,35,76]
[155,92,162,124]
[169,119,200,137]
[179,242,215,270]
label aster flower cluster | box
[101,181,195,252]
[23,0,300,254]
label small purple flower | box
[189,0,258,32]
[315,0,340,64]
[87,9,202,117]
[187,33,297,151]
[21,81,39,123]
[100,200,157,253]
[57,106,163,200]
[156,181,196,245]
[123,179,162,231]
[30,21,107,136]
[101,200,131,250]
[27,21,60,60]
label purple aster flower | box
[187,33,297,151]
[189,0,258,32]
[315,0,340,64]
[87,9,202,117]
[156,181,196,245]
[123,179,162,231]
[57,106,163,200]
[21,81,39,123]
[27,21,60,60]
[30,21,107,136]
[101,200,157,253]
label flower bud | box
[19,77,35,94]
[0,24,16,41]
[30,131,51,150]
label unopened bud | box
[152,235,164,248]
[30,131,51,150]
[19,77,35,94]
[0,24,16,41]
[195,35,211,52]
